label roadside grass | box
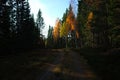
[0,49,58,80]
[73,48,120,80]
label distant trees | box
[47,3,78,48]
[46,0,119,49]
[36,9,44,37]
[60,9,69,48]
[66,4,77,48]
[52,18,62,48]
[36,9,45,48]
[46,26,54,48]
[53,18,61,41]
[0,0,45,54]
[60,21,69,48]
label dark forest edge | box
[0,0,120,55]
[72,47,120,80]
[0,0,45,55]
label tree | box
[36,9,44,37]
[53,18,62,48]
[15,0,34,50]
[60,21,70,48]
[0,0,46,54]
[62,9,68,23]
[66,4,77,47]
[77,0,110,48]
[53,18,61,41]
[106,0,120,48]
[77,0,90,47]
[66,4,76,31]
[60,4,78,48]
[0,0,11,52]
[60,9,69,48]
[47,26,54,48]
[85,11,94,47]
[89,0,111,48]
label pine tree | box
[36,9,44,37]
[0,0,11,52]
[107,0,120,48]
[77,0,89,47]
[47,26,54,48]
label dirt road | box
[37,49,100,80]
[0,49,100,80]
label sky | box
[29,0,71,37]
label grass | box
[0,49,58,80]
[73,48,120,80]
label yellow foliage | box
[88,12,93,21]
[86,12,94,30]
[71,24,75,31]
[60,22,69,38]
[76,31,79,38]
[66,5,76,31]
[53,19,61,41]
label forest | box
[0,0,120,80]
[47,0,120,49]
[0,0,45,54]
[0,0,120,53]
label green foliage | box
[106,0,120,48]
[0,0,45,54]
[76,0,120,48]
[47,26,54,48]
[76,0,90,47]
[36,9,45,36]
[0,0,11,51]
